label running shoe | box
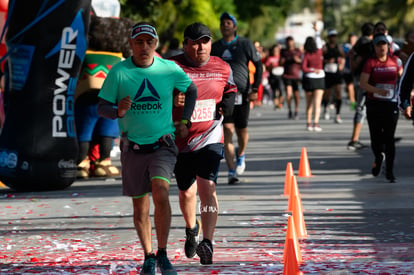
[156,252,177,275]
[386,171,396,183]
[324,110,330,120]
[313,124,322,132]
[228,169,239,185]
[236,154,246,175]
[140,254,156,275]
[347,141,367,151]
[196,239,213,265]
[294,111,299,120]
[306,123,314,131]
[334,115,343,124]
[371,153,385,177]
[184,219,201,258]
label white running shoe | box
[236,155,246,175]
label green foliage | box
[324,0,414,40]
[119,0,291,50]
[118,0,414,50]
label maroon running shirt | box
[171,54,237,152]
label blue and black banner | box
[0,0,91,191]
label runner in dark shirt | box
[211,12,263,185]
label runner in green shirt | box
[98,22,197,275]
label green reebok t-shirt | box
[99,56,192,145]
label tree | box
[119,0,293,50]
[324,0,414,40]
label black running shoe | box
[228,169,239,185]
[372,153,385,177]
[386,171,396,183]
[196,238,213,265]
[156,252,177,275]
[140,253,156,275]
[185,219,201,258]
[347,140,367,151]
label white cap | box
[328,29,338,36]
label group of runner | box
[257,21,414,184]
[97,11,264,274]
[95,12,414,274]
[254,22,413,160]
[257,29,351,127]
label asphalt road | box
[1,99,414,274]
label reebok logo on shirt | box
[221,49,233,61]
[131,78,162,112]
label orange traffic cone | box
[292,194,308,239]
[283,162,294,196]
[0,181,6,188]
[283,239,303,275]
[287,175,300,212]
[298,147,312,177]
[282,215,303,265]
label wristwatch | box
[180,119,192,129]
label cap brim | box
[374,38,388,44]
[185,35,211,41]
[130,24,158,39]
[131,32,158,39]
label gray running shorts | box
[120,144,178,197]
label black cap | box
[184,23,211,41]
[373,34,389,45]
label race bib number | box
[235,92,243,105]
[324,63,338,73]
[374,83,395,100]
[191,99,216,122]
[272,66,284,76]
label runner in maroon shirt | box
[280,36,302,119]
[360,33,403,183]
[171,22,237,265]
[302,27,325,132]
[264,44,284,108]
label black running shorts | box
[174,143,224,191]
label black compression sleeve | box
[220,92,235,118]
[181,82,197,120]
[97,98,118,120]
